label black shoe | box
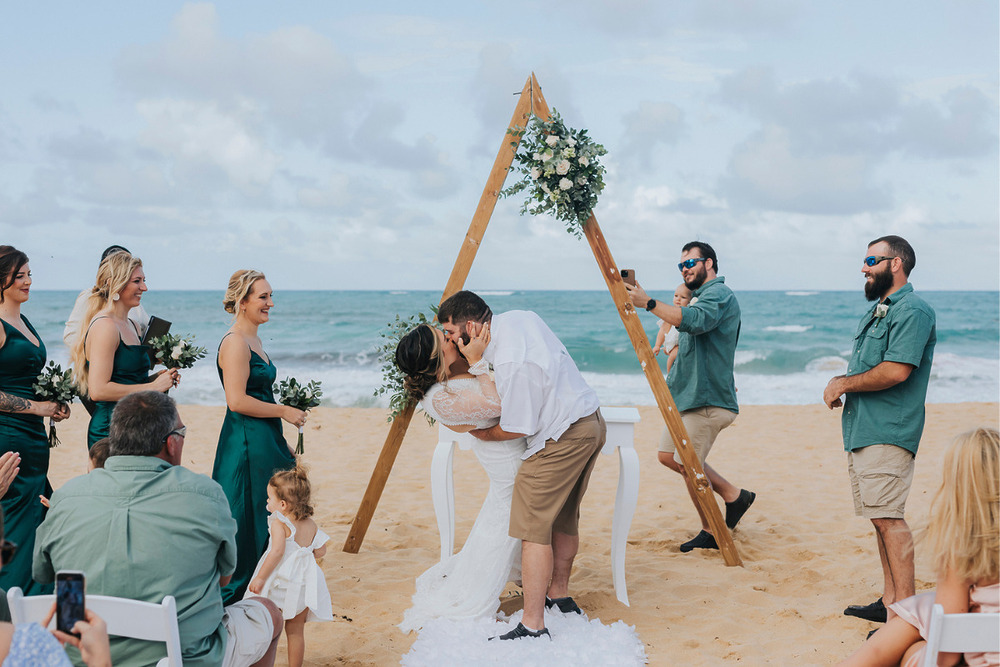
[725,489,756,530]
[679,530,718,552]
[866,629,878,640]
[490,622,552,641]
[844,598,887,623]
[545,596,582,614]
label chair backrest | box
[920,603,1000,667]
[6,587,183,667]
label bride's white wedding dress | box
[398,376,527,633]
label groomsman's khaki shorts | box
[847,443,914,520]
[509,410,606,545]
[659,406,737,465]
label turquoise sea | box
[24,290,1000,407]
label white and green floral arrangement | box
[148,333,208,369]
[276,377,323,455]
[374,309,438,425]
[501,110,608,238]
[32,361,78,447]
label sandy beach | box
[44,402,998,666]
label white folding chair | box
[919,603,1000,667]
[6,586,183,667]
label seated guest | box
[33,391,283,667]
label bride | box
[393,322,526,633]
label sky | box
[1,1,997,292]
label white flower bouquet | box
[501,110,608,238]
[32,361,77,447]
[276,377,322,454]
[148,333,208,369]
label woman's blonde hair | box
[925,427,999,584]
[269,464,313,521]
[223,269,266,315]
[70,252,143,396]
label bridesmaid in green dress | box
[214,270,305,604]
[0,246,70,595]
[69,252,178,448]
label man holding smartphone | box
[34,392,282,667]
[625,241,755,552]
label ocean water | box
[24,290,1000,408]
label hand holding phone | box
[56,570,86,638]
[621,269,636,287]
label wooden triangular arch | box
[343,74,742,566]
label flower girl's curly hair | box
[269,464,314,521]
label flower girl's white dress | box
[246,512,334,622]
[398,375,527,633]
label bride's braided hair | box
[394,323,447,401]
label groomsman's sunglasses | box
[1,540,17,566]
[677,257,708,271]
[864,255,897,267]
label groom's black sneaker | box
[490,622,552,641]
[844,598,887,623]
[679,530,718,552]
[545,596,582,614]
[725,489,756,530]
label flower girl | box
[246,465,333,667]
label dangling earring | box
[112,293,120,302]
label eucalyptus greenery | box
[501,110,608,238]
[373,308,438,424]
[32,360,77,447]
[276,377,323,454]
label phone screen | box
[56,571,85,636]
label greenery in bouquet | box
[148,333,208,370]
[32,360,78,447]
[374,308,437,425]
[276,377,322,455]
[501,110,608,238]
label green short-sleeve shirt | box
[33,456,237,667]
[668,276,741,414]
[841,283,936,454]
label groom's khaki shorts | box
[509,410,607,545]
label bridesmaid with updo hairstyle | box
[0,246,69,594]
[70,251,178,448]
[213,269,304,604]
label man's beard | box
[684,267,706,291]
[864,267,893,301]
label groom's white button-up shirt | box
[472,310,599,459]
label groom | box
[439,291,606,640]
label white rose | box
[533,152,543,161]
[559,177,573,190]
[556,160,571,175]
[545,134,559,147]
[171,345,183,360]
[576,175,588,185]
[578,156,590,167]
[541,150,553,162]
[567,137,577,147]
[530,166,541,180]
[541,183,551,194]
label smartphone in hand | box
[621,269,636,287]
[56,570,86,637]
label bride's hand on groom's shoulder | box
[457,322,490,365]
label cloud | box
[619,101,685,168]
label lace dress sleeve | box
[422,377,501,429]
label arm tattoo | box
[0,391,31,414]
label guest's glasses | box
[677,258,708,271]
[164,425,187,442]
[864,255,896,267]
[1,540,17,566]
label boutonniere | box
[874,303,889,320]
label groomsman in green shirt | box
[627,241,755,553]
[824,235,936,626]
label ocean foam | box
[762,325,813,333]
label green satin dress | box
[212,342,295,604]
[86,319,151,449]
[0,316,53,595]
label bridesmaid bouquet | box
[32,361,78,447]
[148,333,208,369]
[276,377,322,455]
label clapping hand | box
[457,322,490,366]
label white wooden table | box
[430,406,641,606]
